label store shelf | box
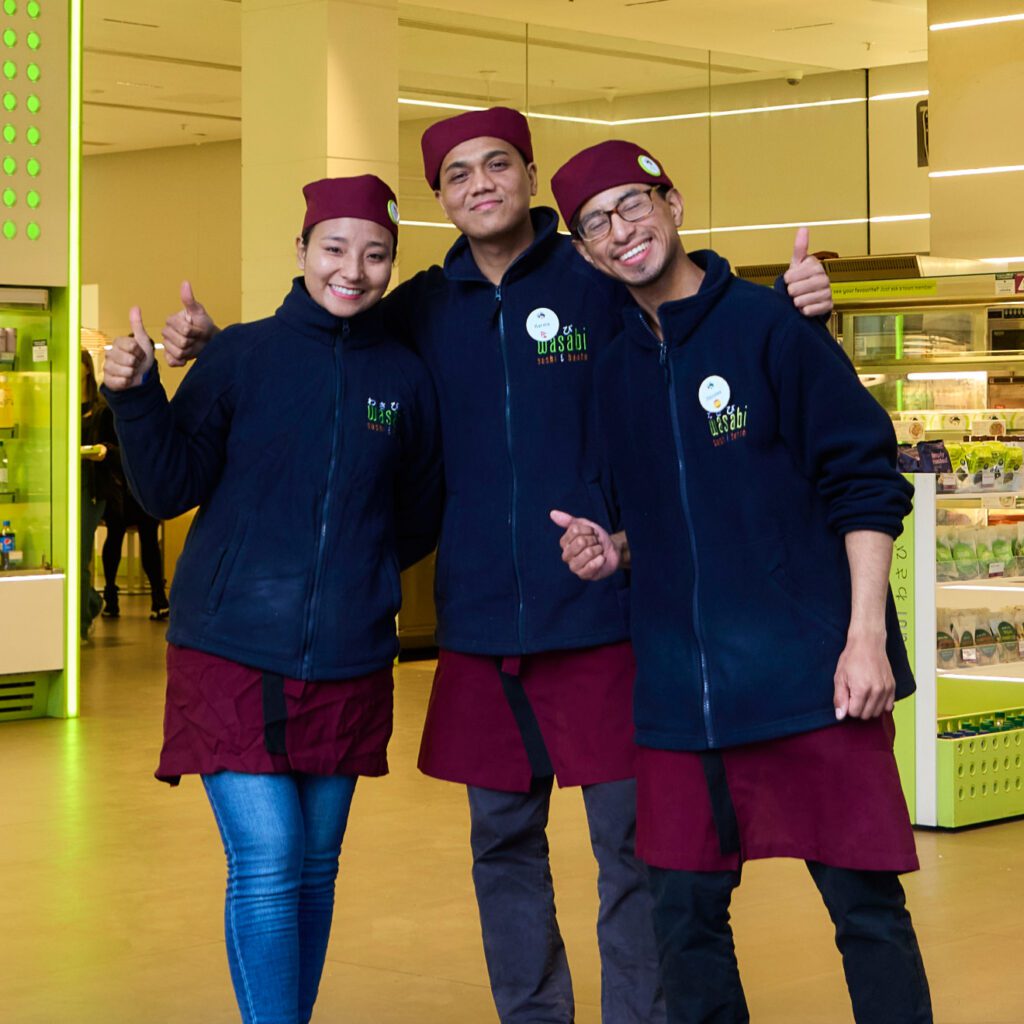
[937,661,1024,683]
[0,426,16,440]
[939,577,1024,592]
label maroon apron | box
[156,645,393,785]
[418,642,637,792]
[636,713,919,873]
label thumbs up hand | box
[104,306,156,391]
[161,280,218,366]
[783,227,834,318]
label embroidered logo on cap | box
[637,154,661,176]
[387,199,400,224]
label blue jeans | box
[468,777,666,1023]
[202,771,358,1024]
[649,861,932,1024]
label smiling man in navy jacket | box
[159,111,834,1024]
[549,140,932,1024]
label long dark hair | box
[81,350,99,407]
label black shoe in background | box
[102,585,120,618]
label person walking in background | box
[89,389,169,620]
[101,175,442,1024]
[80,351,115,639]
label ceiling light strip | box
[399,91,927,129]
[402,214,929,234]
[930,13,1024,31]
[981,256,1024,263]
[930,164,1024,179]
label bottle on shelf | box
[0,374,13,429]
[0,440,7,488]
[0,519,14,570]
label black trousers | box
[101,508,165,604]
[648,861,932,1024]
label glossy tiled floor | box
[2,600,1023,1023]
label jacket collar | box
[442,207,561,285]
[624,249,733,351]
[275,277,386,348]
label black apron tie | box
[261,671,288,756]
[699,750,741,856]
[497,657,554,778]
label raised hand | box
[784,227,833,318]
[162,280,218,366]
[549,509,621,581]
[104,306,156,391]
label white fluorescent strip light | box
[906,371,988,381]
[930,164,1024,179]
[938,670,1024,681]
[398,91,926,129]
[981,256,1024,264]
[404,214,929,234]
[931,13,1024,31]
[0,573,67,583]
[940,583,1024,593]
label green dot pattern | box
[26,62,38,82]
[26,32,38,50]
[2,156,15,175]
[25,125,38,144]
[25,189,37,208]
[2,61,15,80]
[1,91,13,110]
[2,0,16,14]
[25,157,38,176]
[2,29,15,48]
[2,188,14,207]
[25,220,38,240]
[2,220,15,239]
[2,124,15,143]
[25,93,37,113]
[26,0,38,16]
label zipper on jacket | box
[496,285,526,649]
[662,341,716,747]
[301,322,347,676]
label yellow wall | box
[83,140,242,583]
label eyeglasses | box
[576,187,659,242]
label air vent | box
[0,677,38,719]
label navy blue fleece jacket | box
[594,250,914,750]
[102,279,442,681]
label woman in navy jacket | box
[102,176,441,1024]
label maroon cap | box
[421,106,534,189]
[551,140,674,230]
[301,174,399,241]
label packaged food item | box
[919,440,952,474]
[946,442,968,488]
[951,530,981,580]
[990,526,1017,577]
[897,445,922,472]
[894,419,926,444]
[971,610,1000,667]
[936,610,959,669]
[991,609,1020,663]
[935,528,959,582]
[1004,444,1023,487]
[974,416,1007,437]
[940,412,970,431]
[974,528,998,575]
[956,611,979,667]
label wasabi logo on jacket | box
[707,404,749,447]
[367,396,401,435]
[536,323,589,366]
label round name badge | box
[638,154,662,176]
[698,375,731,413]
[387,199,400,224]
[526,307,559,342]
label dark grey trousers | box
[468,777,666,1024]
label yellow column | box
[928,1,1024,259]
[241,0,398,320]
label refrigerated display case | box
[831,266,1024,827]
[0,0,82,719]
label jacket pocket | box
[204,518,249,615]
